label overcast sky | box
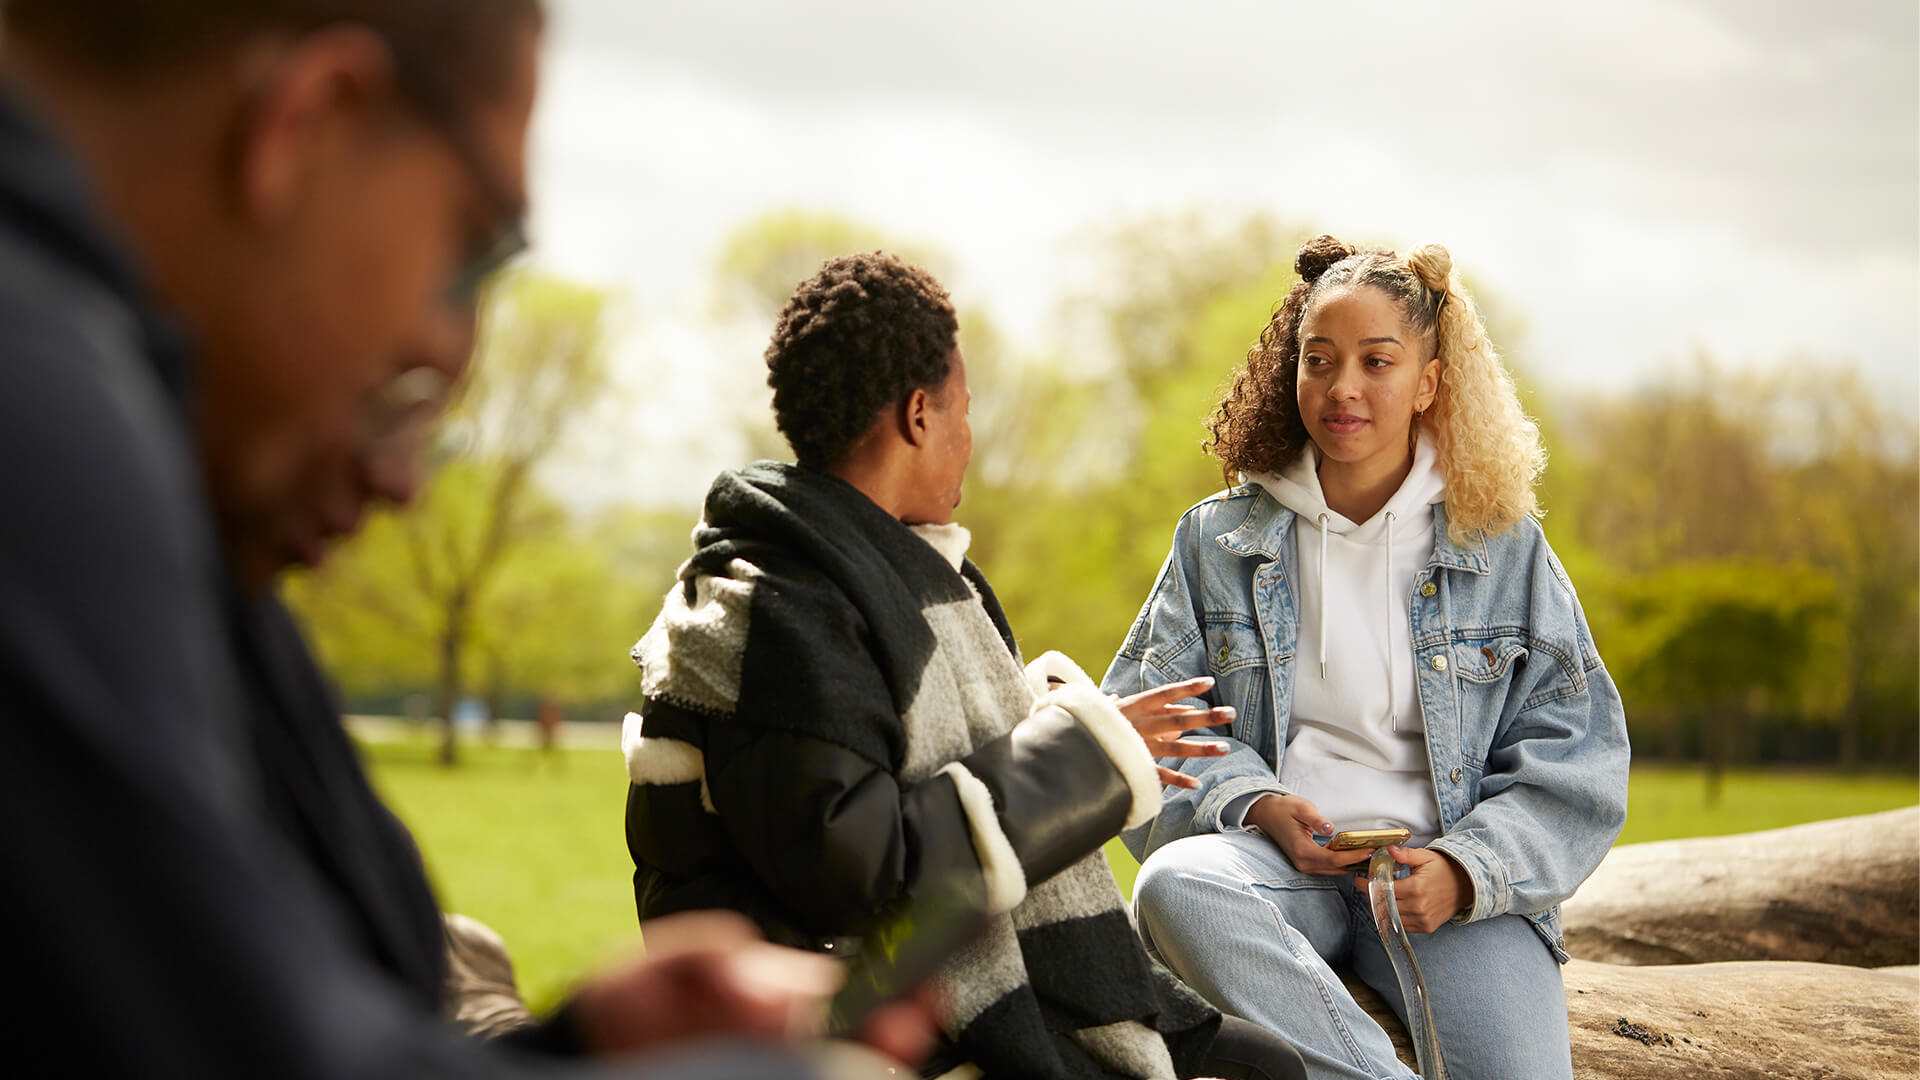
[522,1,1919,508]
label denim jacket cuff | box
[1427,832,1508,923]
[1196,775,1289,835]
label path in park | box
[346,715,622,751]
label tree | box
[1604,559,1843,801]
[1561,360,1919,771]
[712,209,947,321]
[289,272,614,764]
[705,209,954,463]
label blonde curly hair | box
[1204,234,1544,542]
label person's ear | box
[900,387,933,449]
[1415,357,1441,414]
[228,26,397,228]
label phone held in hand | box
[827,884,990,1036]
[1325,827,1412,852]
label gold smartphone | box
[1325,827,1412,852]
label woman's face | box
[1295,285,1440,472]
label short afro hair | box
[764,252,959,468]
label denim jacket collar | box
[1214,484,1492,575]
[1213,484,1292,559]
[1428,504,1493,576]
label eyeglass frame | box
[382,30,530,310]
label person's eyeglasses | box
[445,221,528,311]
[362,366,455,444]
[382,32,529,311]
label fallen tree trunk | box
[1347,958,1919,1079]
[1560,807,1918,967]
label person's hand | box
[1244,794,1371,876]
[1114,676,1232,789]
[1351,846,1474,934]
[571,911,845,1056]
[853,986,941,1066]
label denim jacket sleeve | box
[1427,537,1630,923]
[1101,507,1289,864]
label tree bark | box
[435,591,469,768]
[1562,807,1918,968]
[1346,959,1919,1079]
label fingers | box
[1118,676,1215,711]
[715,946,845,1037]
[1150,736,1230,759]
[1132,705,1235,738]
[1357,854,1455,934]
[573,938,844,1054]
[1280,834,1367,876]
[857,991,940,1066]
[639,909,764,960]
[1287,797,1335,837]
[1156,765,1201,789]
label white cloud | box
[523,1,1920,506]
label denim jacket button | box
[1449,767,1463,784]
[1430,654,1449,672]
[1420,581,1437,598]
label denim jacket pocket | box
[1451,633,1528,684]
[1202,616,1269,725]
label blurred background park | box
[283,2,1919,1008]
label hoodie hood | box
[1246,434,1445,544]
[1244,436,1447,743]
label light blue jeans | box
[1133,831,1572,1080]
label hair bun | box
[1295,235,1357,283]
[1406,244,1453,293]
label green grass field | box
[361,737,1917,1013]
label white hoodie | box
[1243,435,1445,842]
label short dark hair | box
[764,252,959,468]
[3,1,543,102]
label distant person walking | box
[537,697,565,760]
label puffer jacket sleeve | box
[691,562,1162,936]
[1103,509,1289,863]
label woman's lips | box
[1322,414,1369,434]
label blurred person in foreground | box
[0,1,930,1074]
[622,252,1307,1080]
[1107,236,1630,1079]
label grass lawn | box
[362,738,642,1012]
[361,737,1917,1013]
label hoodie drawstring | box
[1316,513,1330,678]
[1316,508,1404,732]
[1384,511,1397,731]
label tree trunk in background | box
[483,649,506,746]
[1838,651,1866,769]
[1702,712,1726,806]
[435,590,469,767]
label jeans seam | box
[1252,881,1395,1078]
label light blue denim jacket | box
[1101,484,1630,961]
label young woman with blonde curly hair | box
[1101,236,1629,1079]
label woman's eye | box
[1367,355,1393,368]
